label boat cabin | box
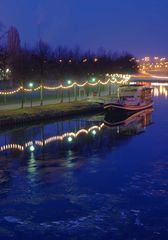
[118,85,153,106]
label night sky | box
[1,0,168,57]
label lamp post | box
[29,82,34,108]
[60,87,63,103]
[3,71,7,105]
[91,77,96,97]
[74,84,77,101]
[21,80,24,109]
[40,83,43,106]
[109,80,111,96]
[3,68,11,105]
[98,79,101,97]
[67,80,72,103]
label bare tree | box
[7,26,20,53]
[6,26,21,84]
[36,40,51,105]
[0,46,8,80]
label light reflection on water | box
[131,81,168,98]
[0,91,168,239]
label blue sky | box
[1,0,168,57]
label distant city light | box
[6,68,10,73]
[83,59,87,63]
[144,57,150,62]
[129,58,135,62]
[137,56,168,72]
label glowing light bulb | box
[30,145,35,152]
[29,82,34,88]
[67,80,72,85]
[67,136,73,142]
[91,130,97,136]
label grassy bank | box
[0,101,103,129]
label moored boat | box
[104,85,153,114]
[104,108,153,128]
[104,108,153,136]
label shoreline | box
[0,101,103,130]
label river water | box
[0,85,168,239]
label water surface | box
[0,93,168,239]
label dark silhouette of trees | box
[0,26,138,85]
[7,26,21,84]
[0,24,9,82]
[0,46,8,81]
[7,26,20,53]
[35,40,52,105]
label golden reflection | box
[0,107,154,154]
[130,81,168,98]
[152,83,168,98]
[0,123,105,152]
[0,107,153,154]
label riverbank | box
[0,101,103,129]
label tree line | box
[0,26,138,86]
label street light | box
[29,82,34,107]
[67,136,73,143]
[91,130,97,136]
[29,82,34,88]
[67,80,72,85]
[90,78,96,98]
[67,80,72,102]
[30,145,35,152]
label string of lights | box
[0,87,23,95]
[0,123,105,152]
[0,74,130,95]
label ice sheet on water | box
[4,216,24,224]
